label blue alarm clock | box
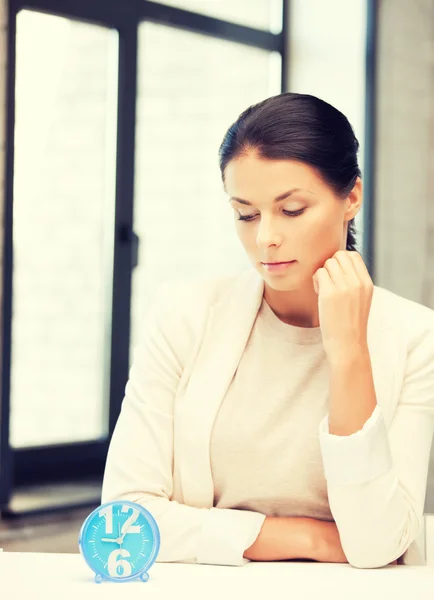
[78,500,160,583]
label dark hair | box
[218,92,361,251]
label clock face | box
[79,501,160,581]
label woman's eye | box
[283,208,305,217]
[237,208,305,221]
[237,213,258,221]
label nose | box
[256,215,283,249]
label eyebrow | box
[229,188,313,205]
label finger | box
[348,251,372,284]
[315,267,334,295]
[331,251,361,285]
[322,257,347,288]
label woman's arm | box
[243,517,316,562]
[243,517,348,562]
[318,324,434,568]
[243,517,400,565]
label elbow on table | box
[344,540,409,569]
[346,553,398,569]
[342,515,421,569]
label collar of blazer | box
[175,267,402,508]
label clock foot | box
[140,572,149,583]
[94,574,103,584]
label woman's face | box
[225,151,361,292]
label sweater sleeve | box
[101,282,266,566]
[318,325,434,568]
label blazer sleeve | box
[318,322,434,568]
[101,282,266,566]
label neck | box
[263,282,320,328]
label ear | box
[344,177,363,221]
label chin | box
[266,279,299,292]
[261,272,303,292]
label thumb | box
[313,274,319,295]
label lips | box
[262,261,294,265]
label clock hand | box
[117,522,123,549]
[101,538,118,543]
[118,520,132,545]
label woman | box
[101,92,434,569]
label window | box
[11,10,118,447]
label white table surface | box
[1,552,434,600]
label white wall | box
[374,0,434,306]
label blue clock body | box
[78,500,160,583]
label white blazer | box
[101,267,434,568]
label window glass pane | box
[11,10,118,448]
[131,22,281,353]
[288,0,367,252]
[148,0,283,33]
